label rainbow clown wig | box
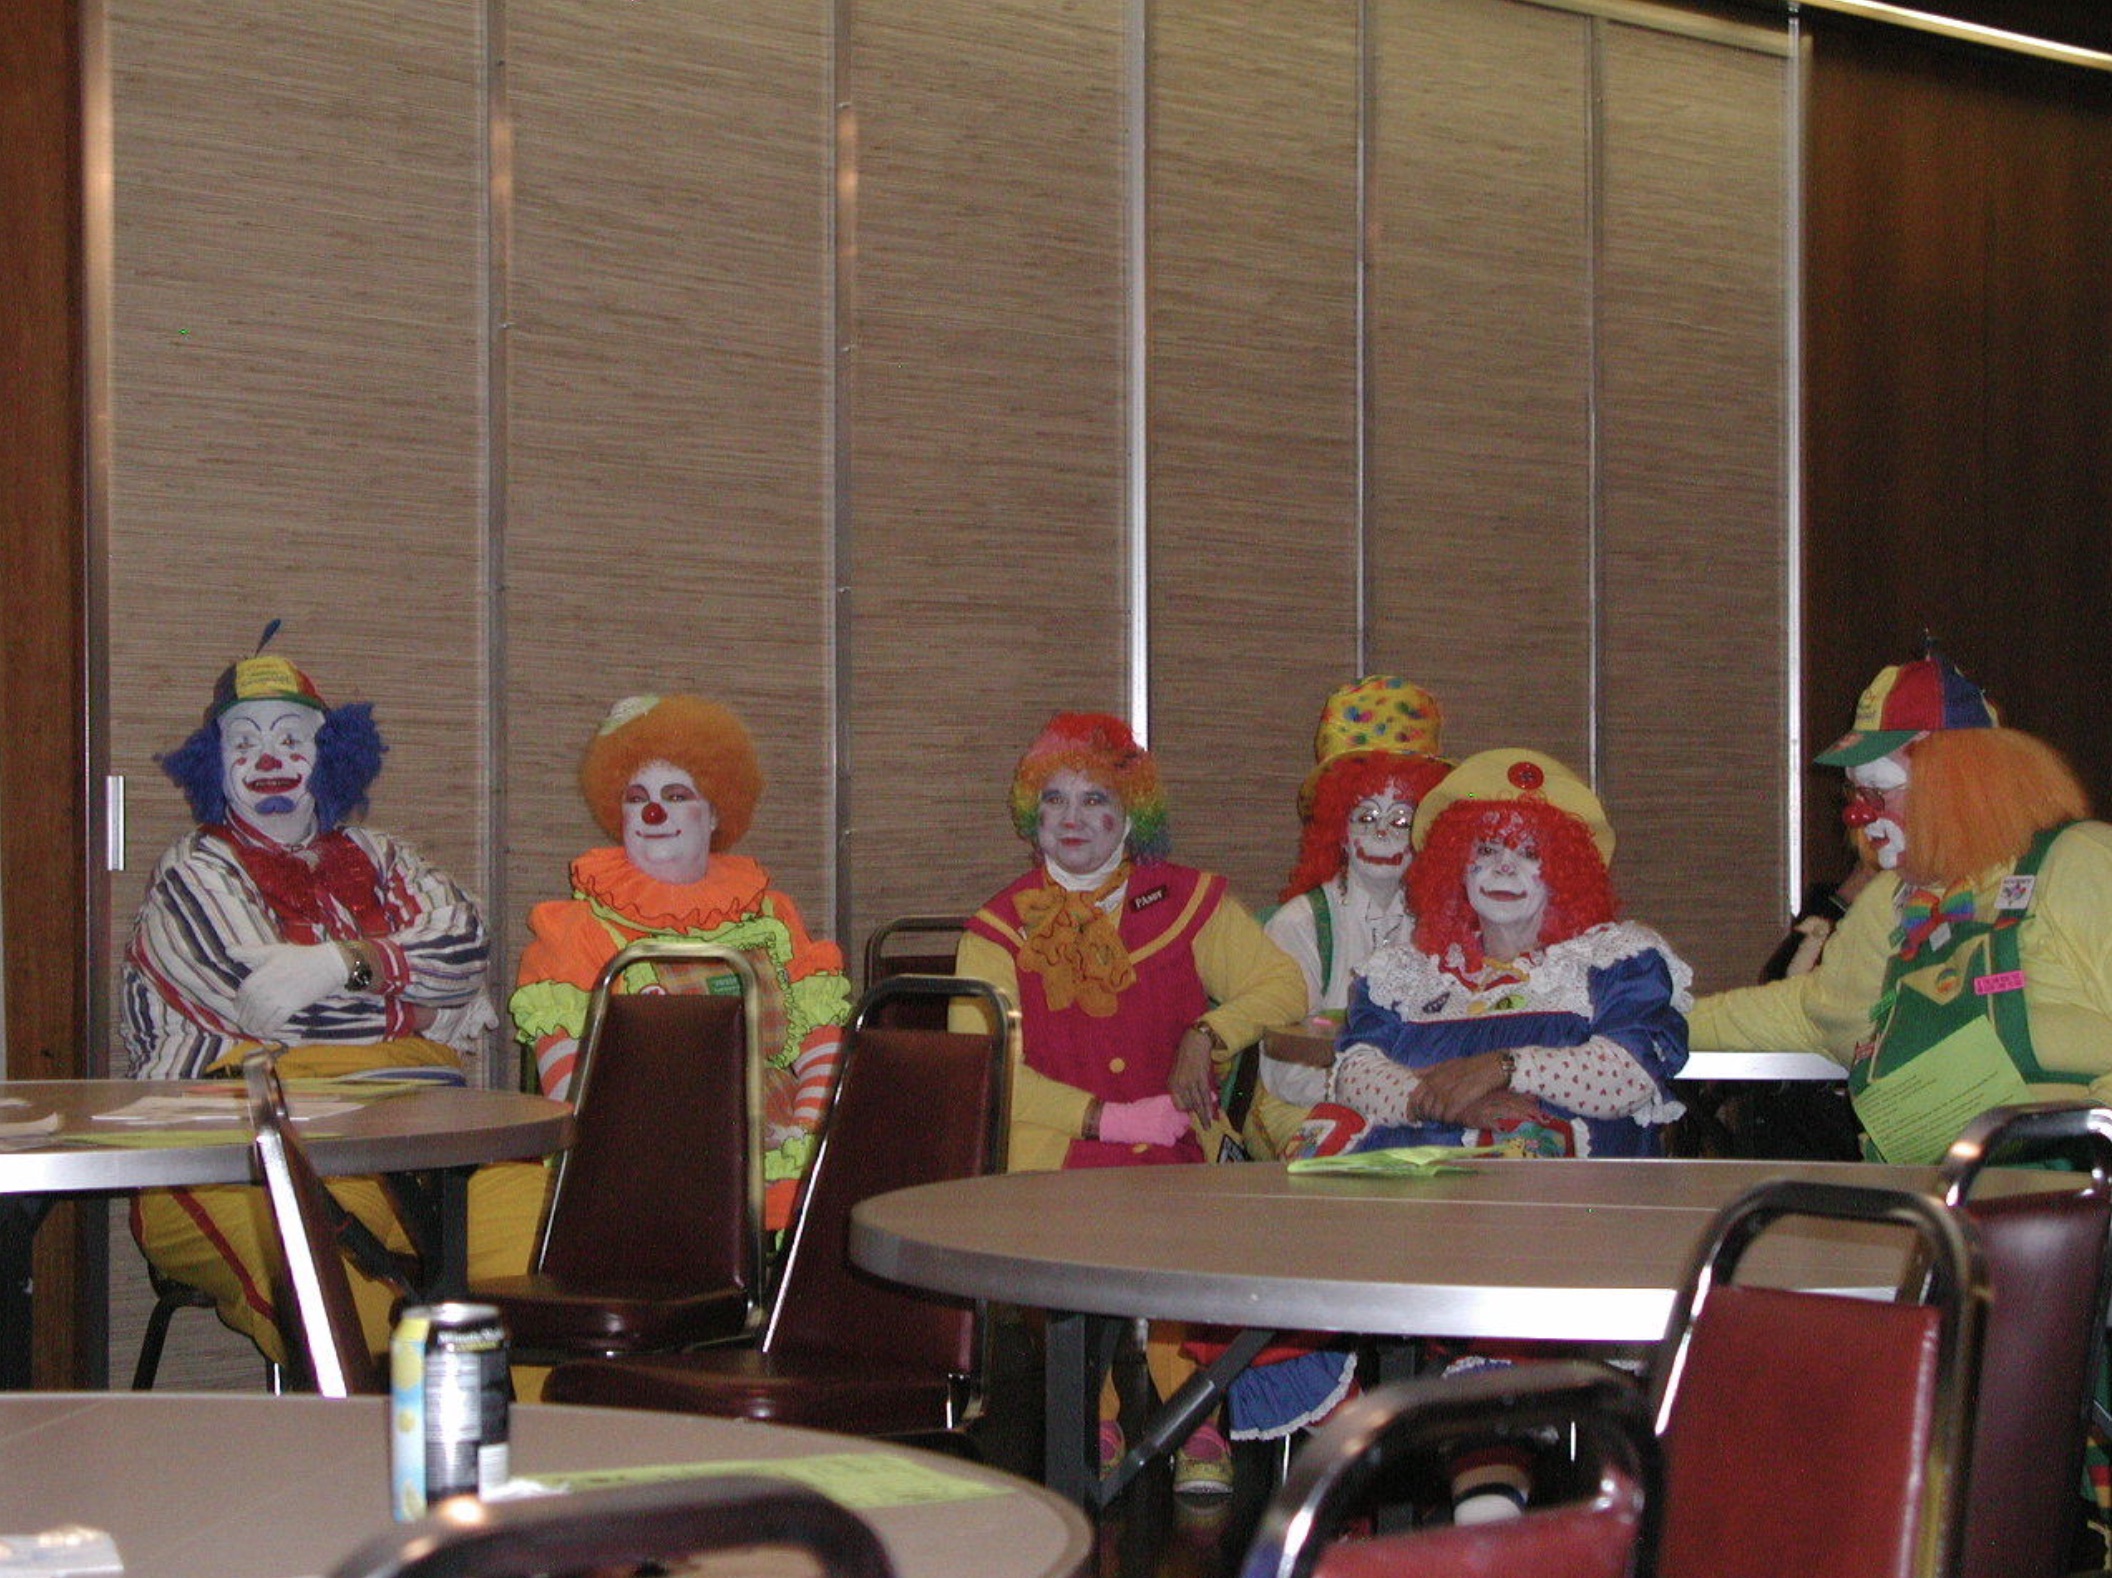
[1009,711,1171,866]
[158,648,385,833]
[580,694,763,852]
[1407,749,1617,971]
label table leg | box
[1042,1310,1124,1509]
[380,1167,472,1301]
[0,1198,54,1390]
[1099,1324,1276,1504]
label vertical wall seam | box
[482,0,513,1086]
[81,0,115,1072]
[1783,19,1809,905]
[1355,0,1373,676]
[1125,0,1151,740]
[1585,17,1606,787]
[828,0,856,948]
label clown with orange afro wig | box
[1320,748,1693,1160]
[954,711,1307,1482]
[511,694,851,1228]
[1693,644,2112,1166]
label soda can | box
[390,1302,511,1520]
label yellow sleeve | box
[1191,891,1311,1067]
[1688,872,1901,1062]
[951,929,1091,1171]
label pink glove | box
[1098,1093,1190,1146]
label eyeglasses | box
[1349,807,1415,832]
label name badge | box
[1996,874,2036,913]
[1974,969,2027,997]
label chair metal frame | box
[859,914,969,991]
[243,1049,377,1398]
[760,972,1016,1429]
[325,1473,898,1578]
[1649,1177,1987,1578]
[532,936,767,1314]
[1237,1359,1658,1578]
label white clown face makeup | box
[1036,768,1129,880]
[1466,837,1550,945]
[1344,788,1416,889]
[1844,752,1911,871]
[622,760,717,885]
[220,699,322,844]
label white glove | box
[228,941,350,1040]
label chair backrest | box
[1940,1100,2112,1578]
[535,938,765,1308]
[325,1473,897,1578]
[859,916,970,1029]
[1650,1178,1986,1578]
[1237,1359,1655,1578]
[243,1050,381,1398]
[761,976,1014,1407]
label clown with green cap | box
[1692,642,2112,1168]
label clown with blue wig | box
[122,629,545,1366]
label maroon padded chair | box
[542,975,1015,1442]
[1650,1178,1986,1578]
[1235,1360,1655,1578]
[1939,1100,2112,1578]
[326,1474,896,1578]
[243,1050,385,1397]
[471,938,767,1361]
[858,916,969,1029]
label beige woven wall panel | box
[1365,0,1596,765]
[101,0,487,1389]
[1595,20,1791,991]
[500,2,835,979]
[1146,3,1364,913]
[843,0,1130,957]
[104,0,489,1009]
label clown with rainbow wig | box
[953,711,1306,1494]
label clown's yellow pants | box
[128,1039,550,1366]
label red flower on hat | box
[1508,760,1545,791]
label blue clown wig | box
[159,701,387,833]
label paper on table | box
[510,1451,1011,1509]
[1287,1143,1500,1178]
[0,1114,60,1139]
[89,1093,361,1125]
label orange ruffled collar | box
[570,845,773,934]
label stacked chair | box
[326,1475,897,1578]
[1241,1176,1988,1578]
[542,974,1016,1448]
[470,938,769,1365]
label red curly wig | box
[580,695,763,851]
[1410,798,1617,968]
[1281,752,1454,902]
[1898,727,2090,886]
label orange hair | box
[1898,727,2090,886]
[1281,752,1453,902]
[579,695,763,850]
[1410,798,1617,969]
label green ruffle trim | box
[510,979,590,1043]
[763,1130,819,1186]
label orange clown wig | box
[579,694,764,852]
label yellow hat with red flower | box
[1411,747,1614,863]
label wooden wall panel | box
[842,0,1130,954]
[1596,19,1791,991]
[501,1,835,976]
[102,0,490,1043]
[1146,2,1364,911]
[1365,0,1597,765]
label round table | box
[0,1392,1092,1578]
[0,1080,576,1387]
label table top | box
[852,1156,2034,1345]
[0,1080,575,1195]
[0,1391,1092,1578]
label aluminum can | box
[389,1302,511,1520]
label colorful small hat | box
[206,622,328,721]
[1814,644,1998,769]
[1411,747,1614,864]
[1298,675,1447,815]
